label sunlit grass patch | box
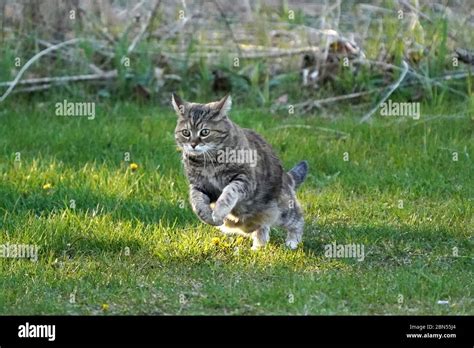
[0,99,472,314]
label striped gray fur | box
[172,93,308,250]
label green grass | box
[0,97,472,315]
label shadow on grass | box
[299,220,469,267]
[1,178,469,268]
[0,109,181,177]
[0,180,195,228]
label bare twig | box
[0,38,85,103]
[357,4,394,14]
[160,46,320,61]
[353,58,467,97]
[79,8,116,44]
[212,0,242,57]
[359,60,409,123]
[273,125,313,129]
[273,89,380,112]
[437,71,472,81]
[409,111,471,126]
[272,64,469,114]
[36,39,104,75]
[156,13,195,45]
[146,0,162,39]
[117,0,146,19]
[0,69,181,89]
[0,70,118,88]
[12,84,52,94]
[398,0,459,42]
[127,0,161,54]
[272,124,350,138]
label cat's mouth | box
[185,149,203,156]
[183,144,212,156]
[184,147,204,156]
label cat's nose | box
[190,143,198,149]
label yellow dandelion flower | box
[42,183,52,190]
[211,237,220,245]
[130,163,138,171]
[101,303,109,311]
[236,236,244,244]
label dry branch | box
[12,84,52,94]
[272,125,349,138]
[0,70,118,88]
[160,46,321,61]
[212,0,242,57]
[37,39,104,75]
[128,0,161,54]
[0,38,86,103]
[272,89,381,113]
[359,60,409,123]
[353,58,467,98]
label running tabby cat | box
[172,94,308,250]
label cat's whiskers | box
[203,150,216,172]
[202,151,207,172]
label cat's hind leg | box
[251,225,270,250]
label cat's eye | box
[199,129,210,137]
[181,129,191,137]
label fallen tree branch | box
[272,124,350,138]
[0,38,85,103]
[36,39,104,75]
[212,0,242,57]
[128,0,161,54]
[272,65,469,114]
[156,7,199,45]
[272,89,381,113]
[240,46,320,59]
[437,71,472,80]
[353,58,467,97]
[160,46,320,61]
[359,60,409,123]
[78,8,116,44]
[12,84,52,94]
[297,90,378,108]
[0,70,118,88]
[117,0,147,19]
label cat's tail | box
[288,160,308,190]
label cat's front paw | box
[211,210,226,226]
[193,205,218,226]
[201,213,220,226]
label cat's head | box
[172,94,232,156]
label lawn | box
[0,97,472,315]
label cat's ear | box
[214,94,232,117]
[171,93,187,117]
